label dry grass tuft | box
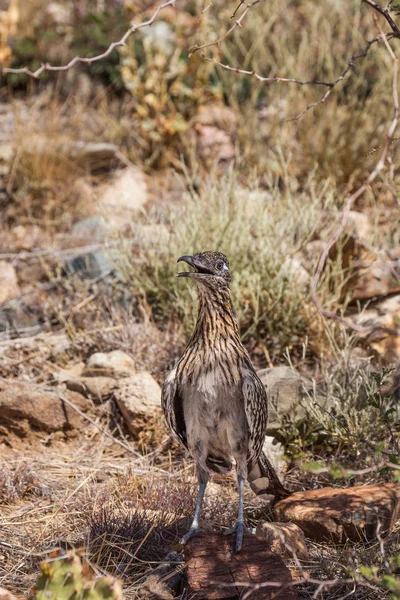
[0,462,45,503]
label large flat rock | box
[0,379,90,433]
[275,484,400,543]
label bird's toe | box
[181,526,200,545]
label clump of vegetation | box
[0,462,44,503]
[34,551,123,600]
[117,169,338,364]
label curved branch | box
[1,0,177,78]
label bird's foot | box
[180,525,200,545]
[223,521,255,552]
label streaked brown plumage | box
[162,251,287,551]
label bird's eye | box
[216,262,223,271]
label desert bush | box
[0,462,44,503]
[116,168,341,363]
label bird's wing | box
[161,367,188,449]
[242,362,268,466]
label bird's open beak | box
[177,255,196,278]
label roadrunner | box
[162,251,288,551]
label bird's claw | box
[180,526,200,545]
[223,522,254,552]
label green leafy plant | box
[34,551,123,600]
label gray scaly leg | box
[181,472,209,545]
[224,473,253,551]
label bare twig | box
[1,0,177,78]
[189,0,260,57]
[363,0,400,34]
[207,35,383,121]
[310,18,400,336]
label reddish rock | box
[0,379,90,433]
[329,234,400,301]
[255,521,309,559]
[352,295,400,361]
[275,484,400,543]
[0,262,20,304]
[0,588,18,600]
[184,532,297,599]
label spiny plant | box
[34,551,123,600]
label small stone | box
[83,350,135,379]
[275,484,400,543]
[278,257,310,288]
[255,521,309,559]
[114,372,161,434]
[97,167,148,229]
[352,294,400,361]
[72,216,110,241]
[347,210,372,241]
[329,234,400,301]
[11,225,41,251]
[262,436,287,479]
[65,249,115,280]
[0,588,18,600]
[0,262,20,304]
[64,377,117,403]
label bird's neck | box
[193,285,241,347]
[178,285,246,387]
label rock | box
[138,552,184,599]
[141,20,176,53]
[72,216,110,241]
[191,104,237,165]
[278,257,309,288]
[97,167,148,229]
[352,294,400,361]
[83,350,135,379]
[257,366,329,435]
[195,125,236,164]
[46,2,72,25]
[114,372,161,434]
[275,484,400,543]
[353,254,400,300]
[64,377,116,403]
[329,234,400,301]
[133,224,170,245]
[185,532,297,599]
[262,436,287,479]
[255,521,309,559]
[0,262,20,305]
[11,225,41,251]
[0,588,18,600]
[65,249,115,279]
[0,379,90,433]
[24,138,121,172]
[347,210,372,241]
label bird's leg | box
[181,469,209,545]
[224,464,253,551]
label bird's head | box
[177,251,231,288]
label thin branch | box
[1,0,177,78]
[363,0,400,34]
[310,19,400,336]
[291,35,384,120]
[188,0,260,57]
